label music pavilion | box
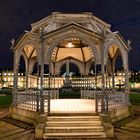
[10,12,131,139]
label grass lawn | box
[0,90,139,106]
[129,93,140,104]
[0,95,12,106]
[59,91,81,98]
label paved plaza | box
[0,104,140,140]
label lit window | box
[8,78,10,81]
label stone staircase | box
[43,112,107,139]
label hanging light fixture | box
[66,41,74,48]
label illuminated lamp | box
[66,41,74,48]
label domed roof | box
[31,12,111,35]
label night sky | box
[0,0,140,71]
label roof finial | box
[11,38,15,46]
[10,38,15,49]
[127,39,131,46]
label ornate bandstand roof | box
[12,12,131,65]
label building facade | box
[0,70,129,90]
[0,70,37,89]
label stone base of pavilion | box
[9,99,132,124]
[8,99,133,139]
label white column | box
[53,62,56,89]
[13,51,19,106]
[105,65,108,90]
[101,63,105,92]
[36,63,40,111]
[13,51,18,92]
[40,37,45,113]
[65,58,70,85]
[112,59,115,93]
[25,59,29,93]
[124,53,129,93]
[48,60,51,113]
[66,59,69,76]
[101,42,105,112]
[94,61,98,89]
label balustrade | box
[15,89,59,112]
[81,90,129,112]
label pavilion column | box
[66,58,70,76]
[48,60,51,113]
[101,62,105,112]
[84,62,87,90]
[40,37,45,113]
[108,63,111,90]
[65,58,70,85]
[112,59,115,93]
[13,51,19,106]
[108,73,111,90]
[94,62,97,113]
[124,53,129,93]
[25,59,29,93]
[101,42,106,112]
[36,63,40,111]
[94,61,97,89]
[101,61,105,92]
[53,62,56,89]
[105,65,108,90]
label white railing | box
[43,90,59,113]
[16,89,59,112]
[81,90,129,112]
[43,90,59,99]
[81,90,102,99]
[16,91,39,111]
[107,93,129,111]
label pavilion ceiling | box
[108,45,119,59]
[52,38,94,62]
[23,44,37,59]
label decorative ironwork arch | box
[44,32,99,65]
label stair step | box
[43,132,107,139]
[46,121,102,127]
[49,112,97,116]
[45,126,104,133]
[47,116,100,121]
[44,113,107,139]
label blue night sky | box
[0,0,140,71]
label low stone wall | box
[99,105,133,138]
[108,105,133,123]
[99,113,114,138]
[9,106,47,139]
[9,106,39,125]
